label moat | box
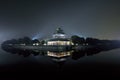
[1,28,120,78]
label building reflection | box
[46,50,73,62]
[47,51,72,58]
[2,44,120,63]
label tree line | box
[2,35,120,47]
[2,36,44,45]
[71,35,120,46]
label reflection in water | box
[47,50,72,62]
[47,51,72,58]
[2,44,120,63]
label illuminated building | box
[47,28,73,45]
[47,51,71,58]
[47,51,73,62]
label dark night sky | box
[0,0,120,42]
[1,1,120,76]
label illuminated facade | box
[47,50,73,62]
[47,51,71,58]
[47,28,73,45]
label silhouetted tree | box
[22,37,32,44]
[14,36,32,45]
[85,37,101,45]
[71,35,85,45]
[40,40,45,45]
[32,39,40,43]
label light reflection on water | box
[1,47,120,77]
[1,47,120,65]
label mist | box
[0,0,120,43]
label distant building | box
[46,28,73,45]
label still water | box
[1,48,120,64]
[0,46,120,77]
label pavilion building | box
[46,28,73,46]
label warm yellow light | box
[47,41,72,45]
[47,51,72,58]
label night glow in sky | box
[0,0,120,42]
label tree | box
[71,35,85,45]
[86,37,101,45]
[17,37,32,45]
[23,37,32,44]
[40,40,45,45]
[32,39,40,44]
